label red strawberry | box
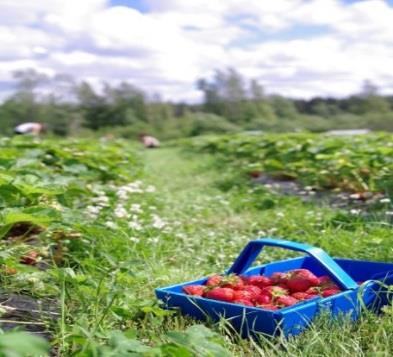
[321,288,341,297]
[20,251,39,265]
[306,293,320,299]
[305,286,321,295]
[291,292,309,300]
[242,285,262,300]
[286,269,319,293]
[205,287,235,302]
[206,275,222,287]
[233,290,253,301]
[233,299,254,306]
[245,276,272,288]
[261,286,288,299]
[255,293,271,305]
[249,170,262,178]
[259,304,278,310]
[276,295,298,307]
[271,272,287,284]
[222,275,245,290]
[317,275,332,285]
[182,285,205,296]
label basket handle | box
[227,238,358,290]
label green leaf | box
[0,331,49,357]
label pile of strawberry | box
[182,269,345,310]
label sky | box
[1,0,393,102]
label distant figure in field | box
[139,133,160,148]
[14,122,45,136]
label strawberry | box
[233,290,254,301]
[271,272,287,285]
[305,286,322,295]
[276,295,298,307]
[222,275,245,290]
[306,293,320,299]
[20,251,39,265]
[321,288,341,297]
[291,292,309,300]
[255,293,271,305]
[261,286,288,299]
[286,269,319,293]
[182,285,205,296]
[245,275,272,288]
[249,170,261,178]
[292,292,319,300]
[233,299,254,307]
[259,304,278,310]
[241,285,262,300]
[206,275,222,287]
[317,275,332,286]
[205,287,235,302]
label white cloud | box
[0,0,393,101]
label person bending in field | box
[14,122,45,136]
[139,133,160,148]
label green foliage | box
[0,331,49,357]
[186,132,393,194]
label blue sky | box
[0,0,393,101]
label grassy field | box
[0,135,393,356]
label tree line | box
[1,68,393,138]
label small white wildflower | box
[129,221,143,230]
[114,205,128,218]
[350,193,361,200]
[152,214,166,229]
[93,195,110,207]
[276,212,285,218]
[350,209,361,215]
[257,230,267,236]
[130,203,142,213]
[380,198,391,204]
[129,236,140,242]
[105,221,117,229]
[146,185,156,193]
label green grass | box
[1,137,393,356]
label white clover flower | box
[114,205,128,218]
[130,203,142,213]
[105,221,117,229]
[129,221,143,230]
[93,195,110,207]
[117,190,129,200]
[380,198,391,203]
[152,216,166,229]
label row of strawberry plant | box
[186,133,393,195]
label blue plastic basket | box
[155,238,393,337]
